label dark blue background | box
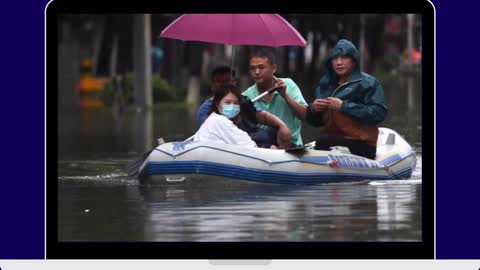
[0,0,48,259]
[0,0,477,259]
[434,0,480,259]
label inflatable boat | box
[136,127,417,185]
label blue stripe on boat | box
[298,156,330,164]
[143,161,414,185]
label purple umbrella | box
[160,14,307,99]
[160,14,307,47]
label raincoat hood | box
[326,39,361,82]
[308,39,388,127]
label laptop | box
[49,0,434,260]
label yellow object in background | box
[76,77,108,93]
[75,57,108,108]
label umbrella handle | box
[250,86,280,103]
[250,76,280,103]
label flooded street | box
[58,106,422,242]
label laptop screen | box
[49,1,434,259]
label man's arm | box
[275,79,307,121]
[305,100,328,127]
[282,93,307,121]
[256,111,291,149]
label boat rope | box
[380,152,416,179]
[383,165,401,179]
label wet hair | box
[249,46,276,65]
[211,66,236,81]
[209,83,242,115]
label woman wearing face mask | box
[193,84,257,147]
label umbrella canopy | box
[160,14,306,47]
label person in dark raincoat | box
[305,39,388,159]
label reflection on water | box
[58,153,422,242]
[141,178,421,242]
[58,82,422,241]
[373,178,422,240]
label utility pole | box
[109,34,119,78]
[359,15,366,72]
[406,14,415,112]
[407,14,415,67]
[133,14,153,109]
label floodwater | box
[58,103,422,242]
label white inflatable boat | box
[137,127,417,185]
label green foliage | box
[151,102,189,111]
[99,72,182,106]
[152,74,176,101]
[98,79,114,106]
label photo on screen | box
[48,0,434,259]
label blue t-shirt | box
[197,99,213,124]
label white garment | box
[193,113,257,147]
